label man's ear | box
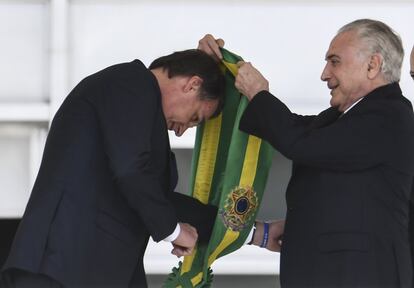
[184,76,203,93]
[367,53,382,80]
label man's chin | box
[329,98,339,108]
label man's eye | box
[331,59,339,66]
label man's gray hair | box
[338,19,404,83]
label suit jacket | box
[3,60,216,287]
[240,83,414,287]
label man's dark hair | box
[149,49,225,117]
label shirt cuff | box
[244,225,255,245]
[163,223,180,242]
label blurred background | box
[0,0,412,287]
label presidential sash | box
[164,48,274,288]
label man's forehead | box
[326,35,344,58]
[326,32,361,58]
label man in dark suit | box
[200,19,414,287]
[0,49,223,287]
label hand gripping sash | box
[164,48,274,288]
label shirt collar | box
[343,97,364,114]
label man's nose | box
[320,64,330,81]
[182,126,189,134]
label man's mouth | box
[328,82,338,89]
[328,83,339,95]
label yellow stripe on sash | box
[180,114,222,279]
[190,272,203,287]
[193,114,222,204]
[181,247,197,275]
[207,229,239,266]
[239,136,261,187]
[222,61,238,77]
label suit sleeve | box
[92,66,177,242]
[239,91,393,172]
[170,192,217,244]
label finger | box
[191,226,198,235]
[172,251,183,258]
[182,222,196,234]
[198,35,222,60]
[211,38,224,59]
[198,34,214,47]
[216,38,225,48]
[205,35,223,59]
[171,248,180,257]
[171,247,186,257]
[182,248,193,256]
[236,61,245,68]
[234,78,243,92]
[209,43,223,60]
[187,224,198,236]
[198,35,215,53]
[173,247,190,256]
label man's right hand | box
[235,62,270,101]
[198,34,225,62]
[171,223,198,257]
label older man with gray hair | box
[200,19,414,287]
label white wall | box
[68,1,414,115]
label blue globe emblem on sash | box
[235,197,249,215]
[219,186,258,231]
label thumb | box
[216,38,225,48]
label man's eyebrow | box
[326,54,340,61]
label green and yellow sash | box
[164,48,274,288]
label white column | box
[49,0,69,121]
[29,126,48,190]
